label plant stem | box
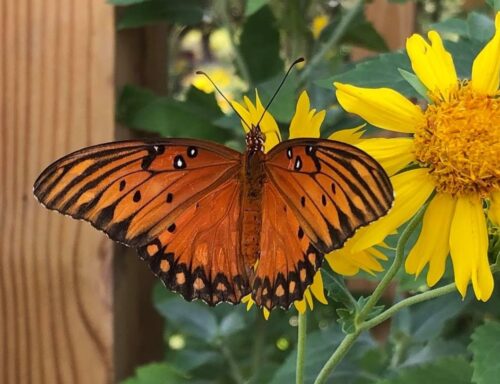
[296,312,307,384]
[219,343,245,384]
[299,0,364,83]
[217,0,251,85]
[313,330,362,384]
[356,206,427,324]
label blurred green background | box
[110,1,500,383]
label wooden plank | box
[351,0,416,60]
[0,0,115,383]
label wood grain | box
[0,0,115,383]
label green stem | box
[296,312,307,384]
[357,205,427,324]
[313,330,362,384]
[216,0,251,85]
[299,0,364,83]
[219,343,245,384]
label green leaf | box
[117,0,204,29]
[467,12,495,43]
[322,269,357,310]
[240,6,284,84]
[409,292,467,342]
[117,85,233,142]
[376,357,472,384]
[270,327,376,384]
[401,339,467,368]
[245,0,269,16]
[121,362,189,384]
[343,19,389,52]
[218,311,246,337]
[397,69,429,100]
[470,321,500,384]
[154,296,219,342]
[486,0,500,11]
[430,18,468,38]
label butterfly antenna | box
[195,70,252,131]
[255,57,305,128]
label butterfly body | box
[34,126,393,310]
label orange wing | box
[265,138,393,254]
[34,139,241,248]
[138,178,251,305]
[251,181,322,310]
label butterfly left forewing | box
[264,138,393,253]
[34,139,241,247]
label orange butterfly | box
[33,65,393,311]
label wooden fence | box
[0,0,416,382]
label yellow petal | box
[328,125,366,145]
[326,239,387,276]
[356,138,416,176]
[449,195,493,301]
[489,191,500,226]
[350,168,435,252]
[326,250,360,275]
[471,13,500,95]
[405,193,456,287]
[289,91,325,139]
[232,100,252,133]
[294,298,307,314]
[310,272,328,304]
[263,307,270,320]
[334,83,424,133]
[406,31,458,99]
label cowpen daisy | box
[334,12,500,301]
[233,90,388,318]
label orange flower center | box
[414,83,500,196]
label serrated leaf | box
[470,321,500,384]
[322,269,357,310]
[240,6,284,84]
[117,0,204,29]
[376,356,472,384]
[467,12,495,43]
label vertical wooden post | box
[351,0,416,60]
[0,0,115,383]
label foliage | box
[113,1,500,383]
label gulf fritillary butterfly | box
[34,63,393,311]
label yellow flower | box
[234,91,388,316]
[334,12,500,301]
[311,15,329,39]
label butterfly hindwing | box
[251,182,322,310]
[34,139,241,247]
[138,178,251,305]
[265,138,393,253]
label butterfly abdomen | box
[240,151,266,269]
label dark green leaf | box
[121,362,189,384]
[117,85,233,142]
[470,321,500,384]
[401,339,467,368]
[398,69,429,100]
[117,0,204,29]
[409,292,467,341]
[486,0,500,11]
[376,357,472,384]
[467,12,495,43]
[343,20,389,52]
[154,297,218,342]
[270,327,376,384]
[240,6,284,84]
[218,311,246,337]
[245,0,269,16]
[322,269,357,310]
[430,18,468,38]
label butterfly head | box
[246,125,266,153]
